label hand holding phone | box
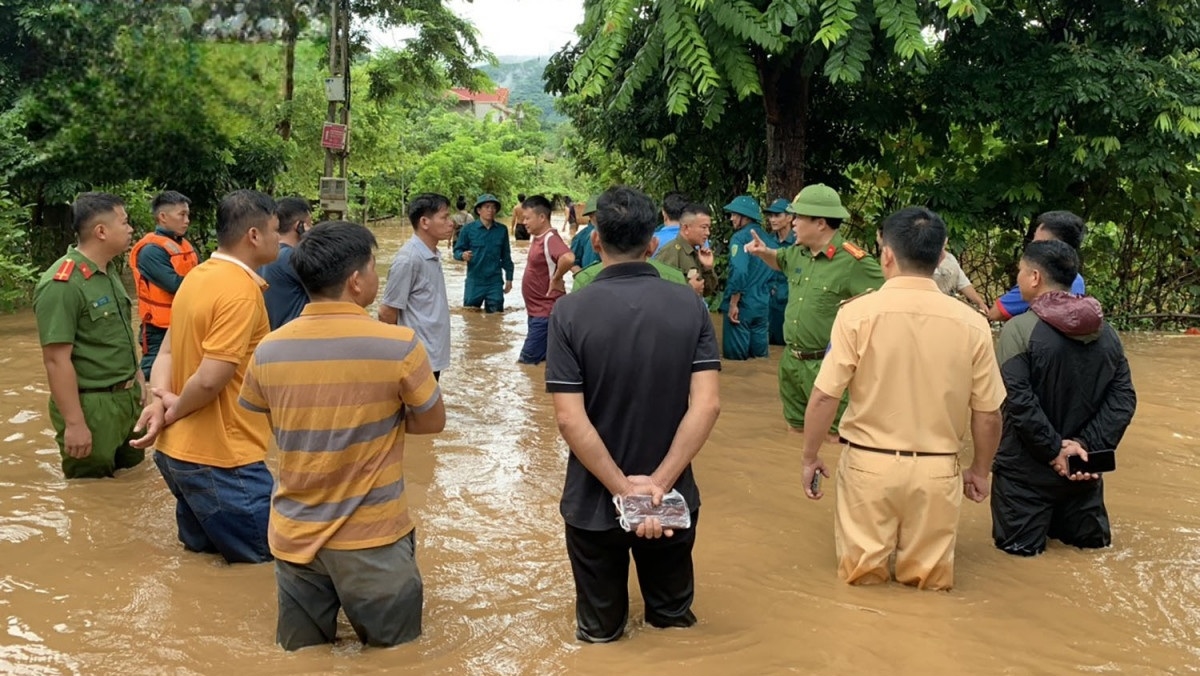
[1068,449,1115,477]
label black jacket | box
[994,291,1137,485]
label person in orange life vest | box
[130,191,198,379]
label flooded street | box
[1,220,1198,675]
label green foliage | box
[0,189,36,311]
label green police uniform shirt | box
[571,259,688,292]
[652,235,719,295]
[33,248,139,389]
[776,233,884,351]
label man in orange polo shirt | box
[133,190,280,563]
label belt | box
[789,348,826,361]
[79,378,136,395]
[845,441,954,458]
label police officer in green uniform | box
[33,193,146,479]
[745,184,884,437]
[653,203,719,296]
[721,195,773,360]
[763,198,797,345]
[453,193,515,312]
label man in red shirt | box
[519,195,575,365]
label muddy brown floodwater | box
[1,221,1198,675]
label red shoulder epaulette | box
[842,242,867,260]
[52,260,75,282]
[77,262,93,279]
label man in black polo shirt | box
[546,185,722,643]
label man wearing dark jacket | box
[991,240,1136,556]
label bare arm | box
[165,358,238,422]
[378,304,400,325]
[405,395,445,434]
[553,252,575,284]
[961,285,989,313]
[651,370,720,491]
[801,386,840,463]
[42,343,90,457]
[968,408,1002,473]
[986,302,1006,322]
[553,392,635,497]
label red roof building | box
[449,87,513,121]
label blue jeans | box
[518,316,550,364]
[153,451,273,564]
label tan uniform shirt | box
[814,276,1006,454]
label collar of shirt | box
[211,252,269,289]
[154,227,186,242]
[408,236,439,260]
[66,246,109,277]
[298,301,368,318]
[594,261,658,281]
[881,276,941,292]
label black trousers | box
[991,472,1111,556]
[564,511,698,643]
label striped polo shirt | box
[238,301,441,564]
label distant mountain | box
[482,58,565,126]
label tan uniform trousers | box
[834,446,962,590]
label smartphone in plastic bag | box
[613,489,692,532]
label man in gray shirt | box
[379,193,454,379]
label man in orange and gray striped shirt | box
[238,221,445,651]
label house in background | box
[450,87,513,121]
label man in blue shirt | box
[762,198,796,345]
[988,210,1086,321]
[259,197,313,329]
[651,192,689,255]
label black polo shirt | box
[546,261,720,531]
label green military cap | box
[723,195,763,223]
[764,198,792,214]
[787,184,850,219]
[474,193,501,211]
[582,195,600,216]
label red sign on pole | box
[321,123,348,150]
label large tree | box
[556,0,989,199]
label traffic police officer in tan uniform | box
[745,184,883,437]
[33,192,148,479]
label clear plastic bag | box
[613,490,692,532]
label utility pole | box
[319,0,351,220]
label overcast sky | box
[370,0,585,59]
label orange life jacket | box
[129,232,198,331]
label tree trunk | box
[30,193,74,269]
[761,52,810,201]
[277,15,297,141]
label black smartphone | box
[1068,449,1116,474]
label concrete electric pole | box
[319,0,351,220]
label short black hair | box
[517,193,527,202]
[662,192,689,221]
[408,193,450,226]
[275,197,311,236]
[681,203,711,219]
[455,195,467,211]
[878,206,947,275]
[216,190,277,248]
[73,192,124,234]
[595,186,657,256]
[522,195,552,219]
[1022,240,1078,290]
[1036,210,1085,251]
[290,221,378,298]
[151,191,190,215]
[824,217,844,230]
